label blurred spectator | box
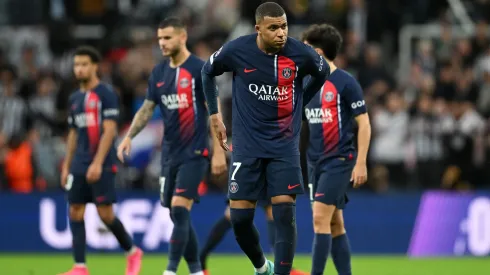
[371,92,409,188]
[441,98,486,189]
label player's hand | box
[351,162,367,188]
[210,114,229,151]
[117,136,132,163]
[211,151,228,176]
[61,165,69,189]
[86,163,102,184]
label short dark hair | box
[302,24,343,61]
[158,17,186,30]
[74,46,102,63]
[255,2,286,23]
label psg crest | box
[229,182,239,193]
[325,91,335,102]
[282,67,292,79]
[180,78,190,88]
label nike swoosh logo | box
[315,193,324,197]
[156,81,165,87]
[280,261,291,265]
[244,68,257,73]
[175,188,187,193]
[287,184,301,190]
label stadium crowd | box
[0,0,490,193]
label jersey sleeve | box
[202,43,234,77]
[303,44,330,79]
[344,79,367,116]
[102,90,120,122]
[67,94,76,129]
[145,68,159,104]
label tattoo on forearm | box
[128,100,155,138]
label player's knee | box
[271,194,295,204]
[271,203,294,225]
[69,204,85,221]
[312,203,335,233]
[330,218,345,237]
[170,206,190,225]
[96,205,115,224]
[171,196,193,210]
[229,208,255,227]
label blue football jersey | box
[203,34,329,158]
[304,69,367,164]
[68,83,119,174]
[146,55,209,165]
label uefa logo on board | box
[180,78,190,89]
[325,91,335,102]
[282,67,292,79]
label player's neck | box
[80,78,100,92]
[169,48,191,68]
[256,37,280,55]
[327,60,337,73]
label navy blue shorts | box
[308,157,355,209]
[228,155,304,201]
[67,171,117,205]
[160,157,209,208]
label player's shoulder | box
[68,90,82,103]
[217,34,256,55]
[95,82,116,93]
[184,54,205,73]
[329,69,361,93]
[150,60,170,78]
[285,37,316,56]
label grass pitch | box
[0,254,488,275]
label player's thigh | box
[90,171,117,205]
[266,156,304,198]
[160,164,178,208]
[314,159,354,209]
[174,157,209,205]
[66,173,91,205]
[228,155,266,201]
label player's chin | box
[274,41,286,48]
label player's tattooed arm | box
[127,100,156,138]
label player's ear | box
[255,24,261,34]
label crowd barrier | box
[0,191,488,256]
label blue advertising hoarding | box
[0,191,489,256]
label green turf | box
[0,254,489,275]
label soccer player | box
[60,46,143,275]
[117,18,227,275]
[201,2,330,275]
[302,24,371,275]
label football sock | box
[311,233,332,275]
[70,220,86,264]
[332,234,352,275]
[199,216,231,270]
[166,206,191,272]
[266,219,276,252]
[104,217,133,251]
[184,223,202,273]
[230,208,267,269]
[272,203,296,275]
